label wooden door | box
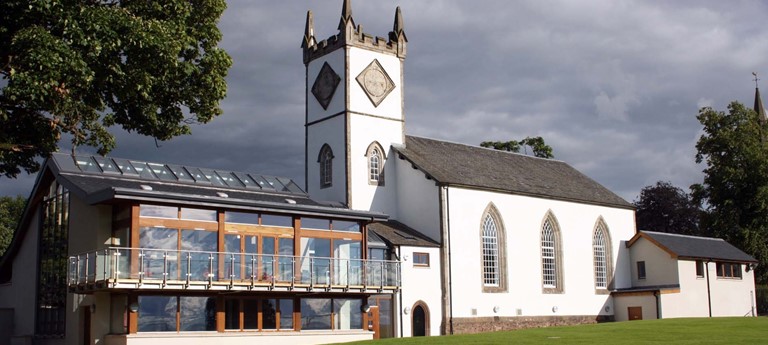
[82,306,91,345]
[628,306,643,321]
[367,306,380,339]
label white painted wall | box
[628,238,678,287]
[105,331,373,345]
[347,116,401,213]
[347,47,403,121]
[393,158,440,242]
[398,246,442,337]
[306,115,347,203]
[0,206,40,340]
[658,260,709,318]
[709,263,756,317]
[445,186,635,319]
[306,49,346,125]
[613,294,657,321]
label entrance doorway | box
[411,301,429,337]
[628,306,643,320]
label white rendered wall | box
[347,47,404,121]
[306,115,347,203]
[398,246,442,337]
[629,238,678,287]
[104,331,373,345]
[0,206,40,340]
[392,158,440,242]
[658,260,709,318]
[66,196,114,345]
[709,264,756,317]
[613,294,657,321]
[306,50,346,125]
[445,187,636,319]
[347,115,400,213]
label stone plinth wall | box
[451,315,613,334]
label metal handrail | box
[68,247,401,289]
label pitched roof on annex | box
[369,220,440,247]
[46,152,386,221]
[392,136,633,209]
[628,231,757,263]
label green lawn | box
[340,318,768,345]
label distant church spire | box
[754,72,767,124]
[338,0,355,30]
[301,10,316,49]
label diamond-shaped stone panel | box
[356,59,395,107]
[311,62,341,110]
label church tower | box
[303,0,407,211]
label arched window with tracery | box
[365,142,386,186]
[318,144,333,188]
[480,203,506,292]
[593,218,613,293]
[541,212,564,293]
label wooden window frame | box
[637,261,646,280]
[413,252,429,267]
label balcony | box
[68,248,400,294]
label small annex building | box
[614,231,758,321]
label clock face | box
[356,59,395,107]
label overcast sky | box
[2,0,767,203]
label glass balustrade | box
[68,248,400,290]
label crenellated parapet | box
[302,2,407,64]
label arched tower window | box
[365,142,386,186]
[318,144,334,188]
[541,211,564,293]
[593,218,614,293]
[480,203,506,293]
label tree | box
[633,181,701,236]
[0,0,232,177]
[692,101,768,283]
[481,136,554,158]
[0,195,26,257]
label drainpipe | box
[705,260,712,317]
[438,185,453,335]
[397,246,404,338]
[654,291,660,319]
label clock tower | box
[303,0,407,212]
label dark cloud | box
[2,0,767,204]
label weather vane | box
[754,72,760,88]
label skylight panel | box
[93,157,120,174]
[277,177,304,193]
[233,172,260,189]
[129,161,158,179]
[75,156,101,173]
[216,171,245,188]
[185,167,210,184]
[167,165,195,182]
[112,158,139,176]
[262,175,288,192]
[147,163,176,181]
[199,168,226,186]
[250,175,274,190]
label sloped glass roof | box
[64,154,306,195]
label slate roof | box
[368,220,440,247]
[629,231,757,263]
[393,136,633,209]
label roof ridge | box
[642,230,724,242]
[405,134,567,163]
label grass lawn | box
[340,317,768,345]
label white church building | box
[0,1,758,344]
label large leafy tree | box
[633,181,701,236]
[692,101,768,283]
[0,0,232,177]
[0,195,26,257]
[481,136,554,158]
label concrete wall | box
[613,293,657,321]
[628,237,678,287]
[398,246,441,337]
[445,186,635,319]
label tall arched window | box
[593,218,613,293]
[365,142,386,186]
[318,144,333,188]
[541,212,564,293]
[480,203,506,293]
